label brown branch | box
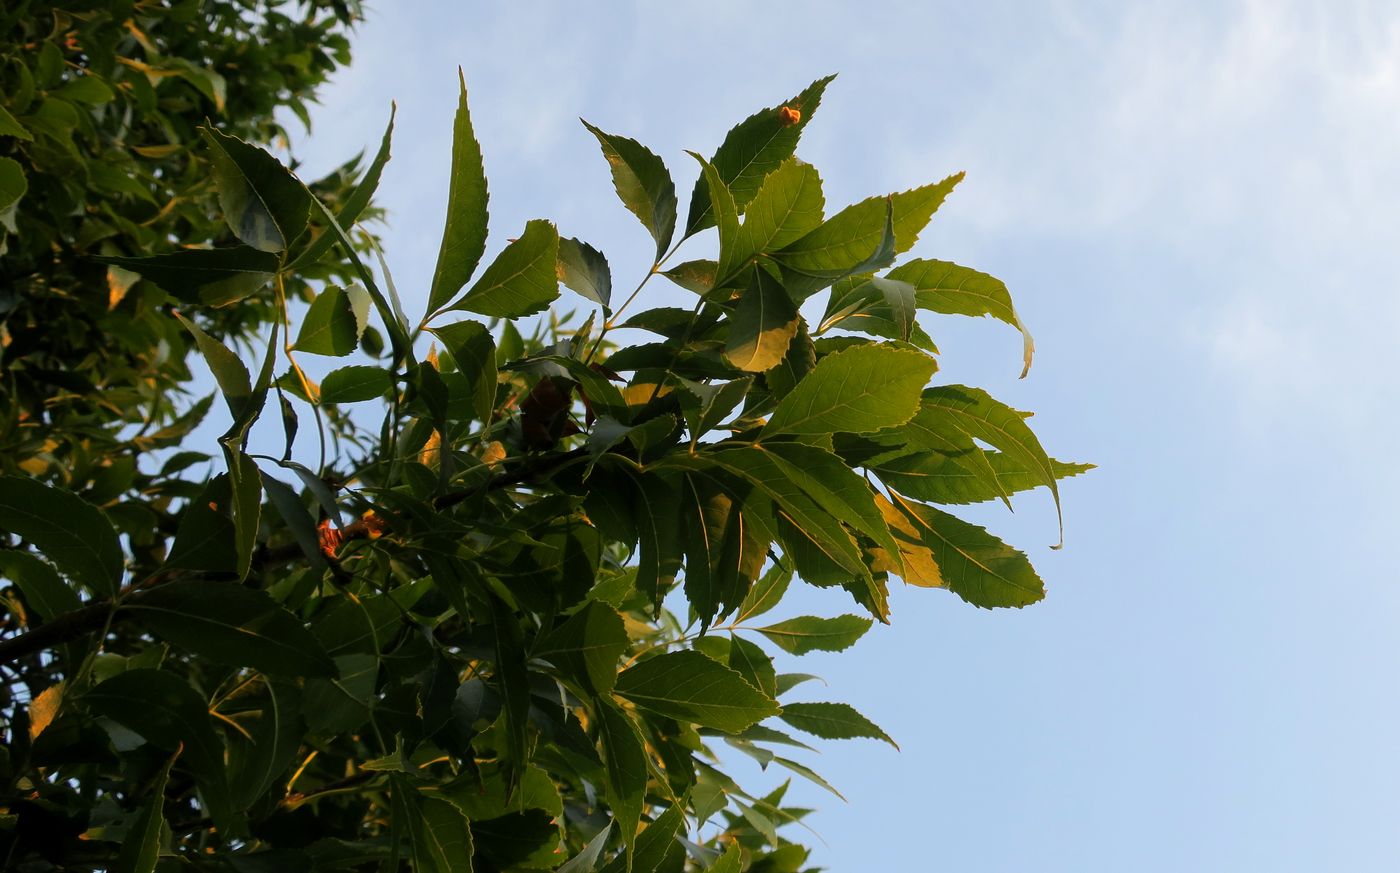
[0,601,112,664]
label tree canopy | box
[0,6,1088,870]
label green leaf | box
[709,845,743,873]
[0,476,122,597]
[0,550,81,621]
[557,236,612,307]
[662,259,717,295]
[0,104,33,141]
[877,450,1093,507]
[164,475,237,573]
[451,219,560,317]
[680,473,757,629]
[598,799,687,873]
[295,285,359,356]
[887,258,1035,377]
[772,756,846,801]
[734,157,825,263]
[85,669,232,830]
[221,448,262,580]
[887,492,1045,608]
[0,157,26,234]
[869,492,943,587]
[393,776,476,873]
[125,580,336,677]
[535,600,629,695]
[757,442,903,572]
[725,266,799,372]
[690,153,742,283]
[292,104,396,269]
[761,343,936,438]
[776,174,962,276]
[921,385,1064,545]
[54,74,114,105]
[557,823,612,873]
[112,749,176,873]
[764,320,816,399]
[430,320,497,425]
[595,700,646,866]
[202,126,310,253]
[615,650,779,733]
[227,680,303,811]
[488,593,531,794]
[98,246,279,306]
[676,376,751,445]
[173,312,253,422]
[754,615,872,655]
[320,365,392,404]
[727,633,777,699]
[779,701,897,748]
[819,274,919,343]
[627,470,683,613]
[583,120,676,261]
[686,74,835,237]
[427,70,490,314]
[734,562,792,624]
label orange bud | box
[778,105,801,126]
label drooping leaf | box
[877,450,1094,507]
[112,750,176,873]
[869,492,942,587]
[887,257,1035,377]
[725,266,799,372]
[583,120,676,261]
[779,701,897,748]
[320,365,392,404]
[921,385,1064,545]
[754,615,872,655]
[295,285,359,356]
[761,343,936,438]
[427,69,490,314]
[85,670,232,830]
[772,756,846,801]
[595,700,646,866]
[0,476,122,597]
[887,492,1045,608]
[615,650,779,733]
[451,219,560,317]
[627,470,683,613]
[557,236,613,307]
[685,74,835,237]
[259,472,327,571]
[535,600,629,695]
[125,580,336,676]
[173,312,252,422]
[680,473,751,629]
[488,593,531,794]
[96,246,279,307]
[202,125,310,253]
[430,320,498,425]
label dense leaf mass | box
[0,21,1088,871]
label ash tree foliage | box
[0,14,1090,870]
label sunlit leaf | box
[427,69,490,314]
[615,650,779,733]
[583,120,676,261]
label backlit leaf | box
[615,650,779,733]
[295,285,359,356]
[725,266,799,372]
[558,236,613,307]
[761,343,936,438]
[430,320,497,425]
[202,126,309,253]
[583,120,676,261]
[535,600,629,695]
[451,219,560,317]
[427,69,490,314]
[754,615,872,655]
[888,257,1035,377]
[320,365,392,404]
[780,701,897,748]
[97,246,278,306]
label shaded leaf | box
[228,680,304,811]
[112,750,176,873]
[734,562,792,624]
[320,365,392,404]
[0,550,81,621]
[556,823,612,873]
[558,236,613,307]
[430,320,497,425]
[725,266,799,372]
[97,246,278,307]
[595,700,646,866]
[295,285,359,356]
[0,476,122,597]
[202,126,310,253]
[535,600,629,695]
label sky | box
[283,2,1400,869]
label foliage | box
[0,31,1089,873]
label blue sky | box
[285,2,1400,869]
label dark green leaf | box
[202,126,310,253]
[727,633,777,699]
[85,669,232,830]
[627,470,683,613]
[228,680,303,811]
[0,106,33,141]
[685,74,835,237]
[221,447,262,580]
[295,285,359,356]
[165,476,238,573]
[0,549,80,625]
[472,810,560,869]
[320,365,392,404]
[583,120,676,261]
[887,492,1045,608]
[921,385,1064,544]
[427,70,490,314]
[761,343,936,438]
[595,700,646,865]
[430,320,497,425]
[615,650,779,733]
[680,473,753,629]
[886,257,1035,377]
[112,750,175,873]
[598,799,687,873]
[292,104,396,269]
[725,266,799,372]
[557,236,612,307]
[754,615,872,655]
[259,472,327,572]
[677,376,752,445]
[535,600,629,695]
[126,580,335,676]
[173,312,253,422]
[97,246,278,307]
[0,157,26,233]
[780,701,897,748]
[0,476,122,597]
[451,219,560,317]
[394,776,476,873]
[662,259,717,295]
[489,593,531,794]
